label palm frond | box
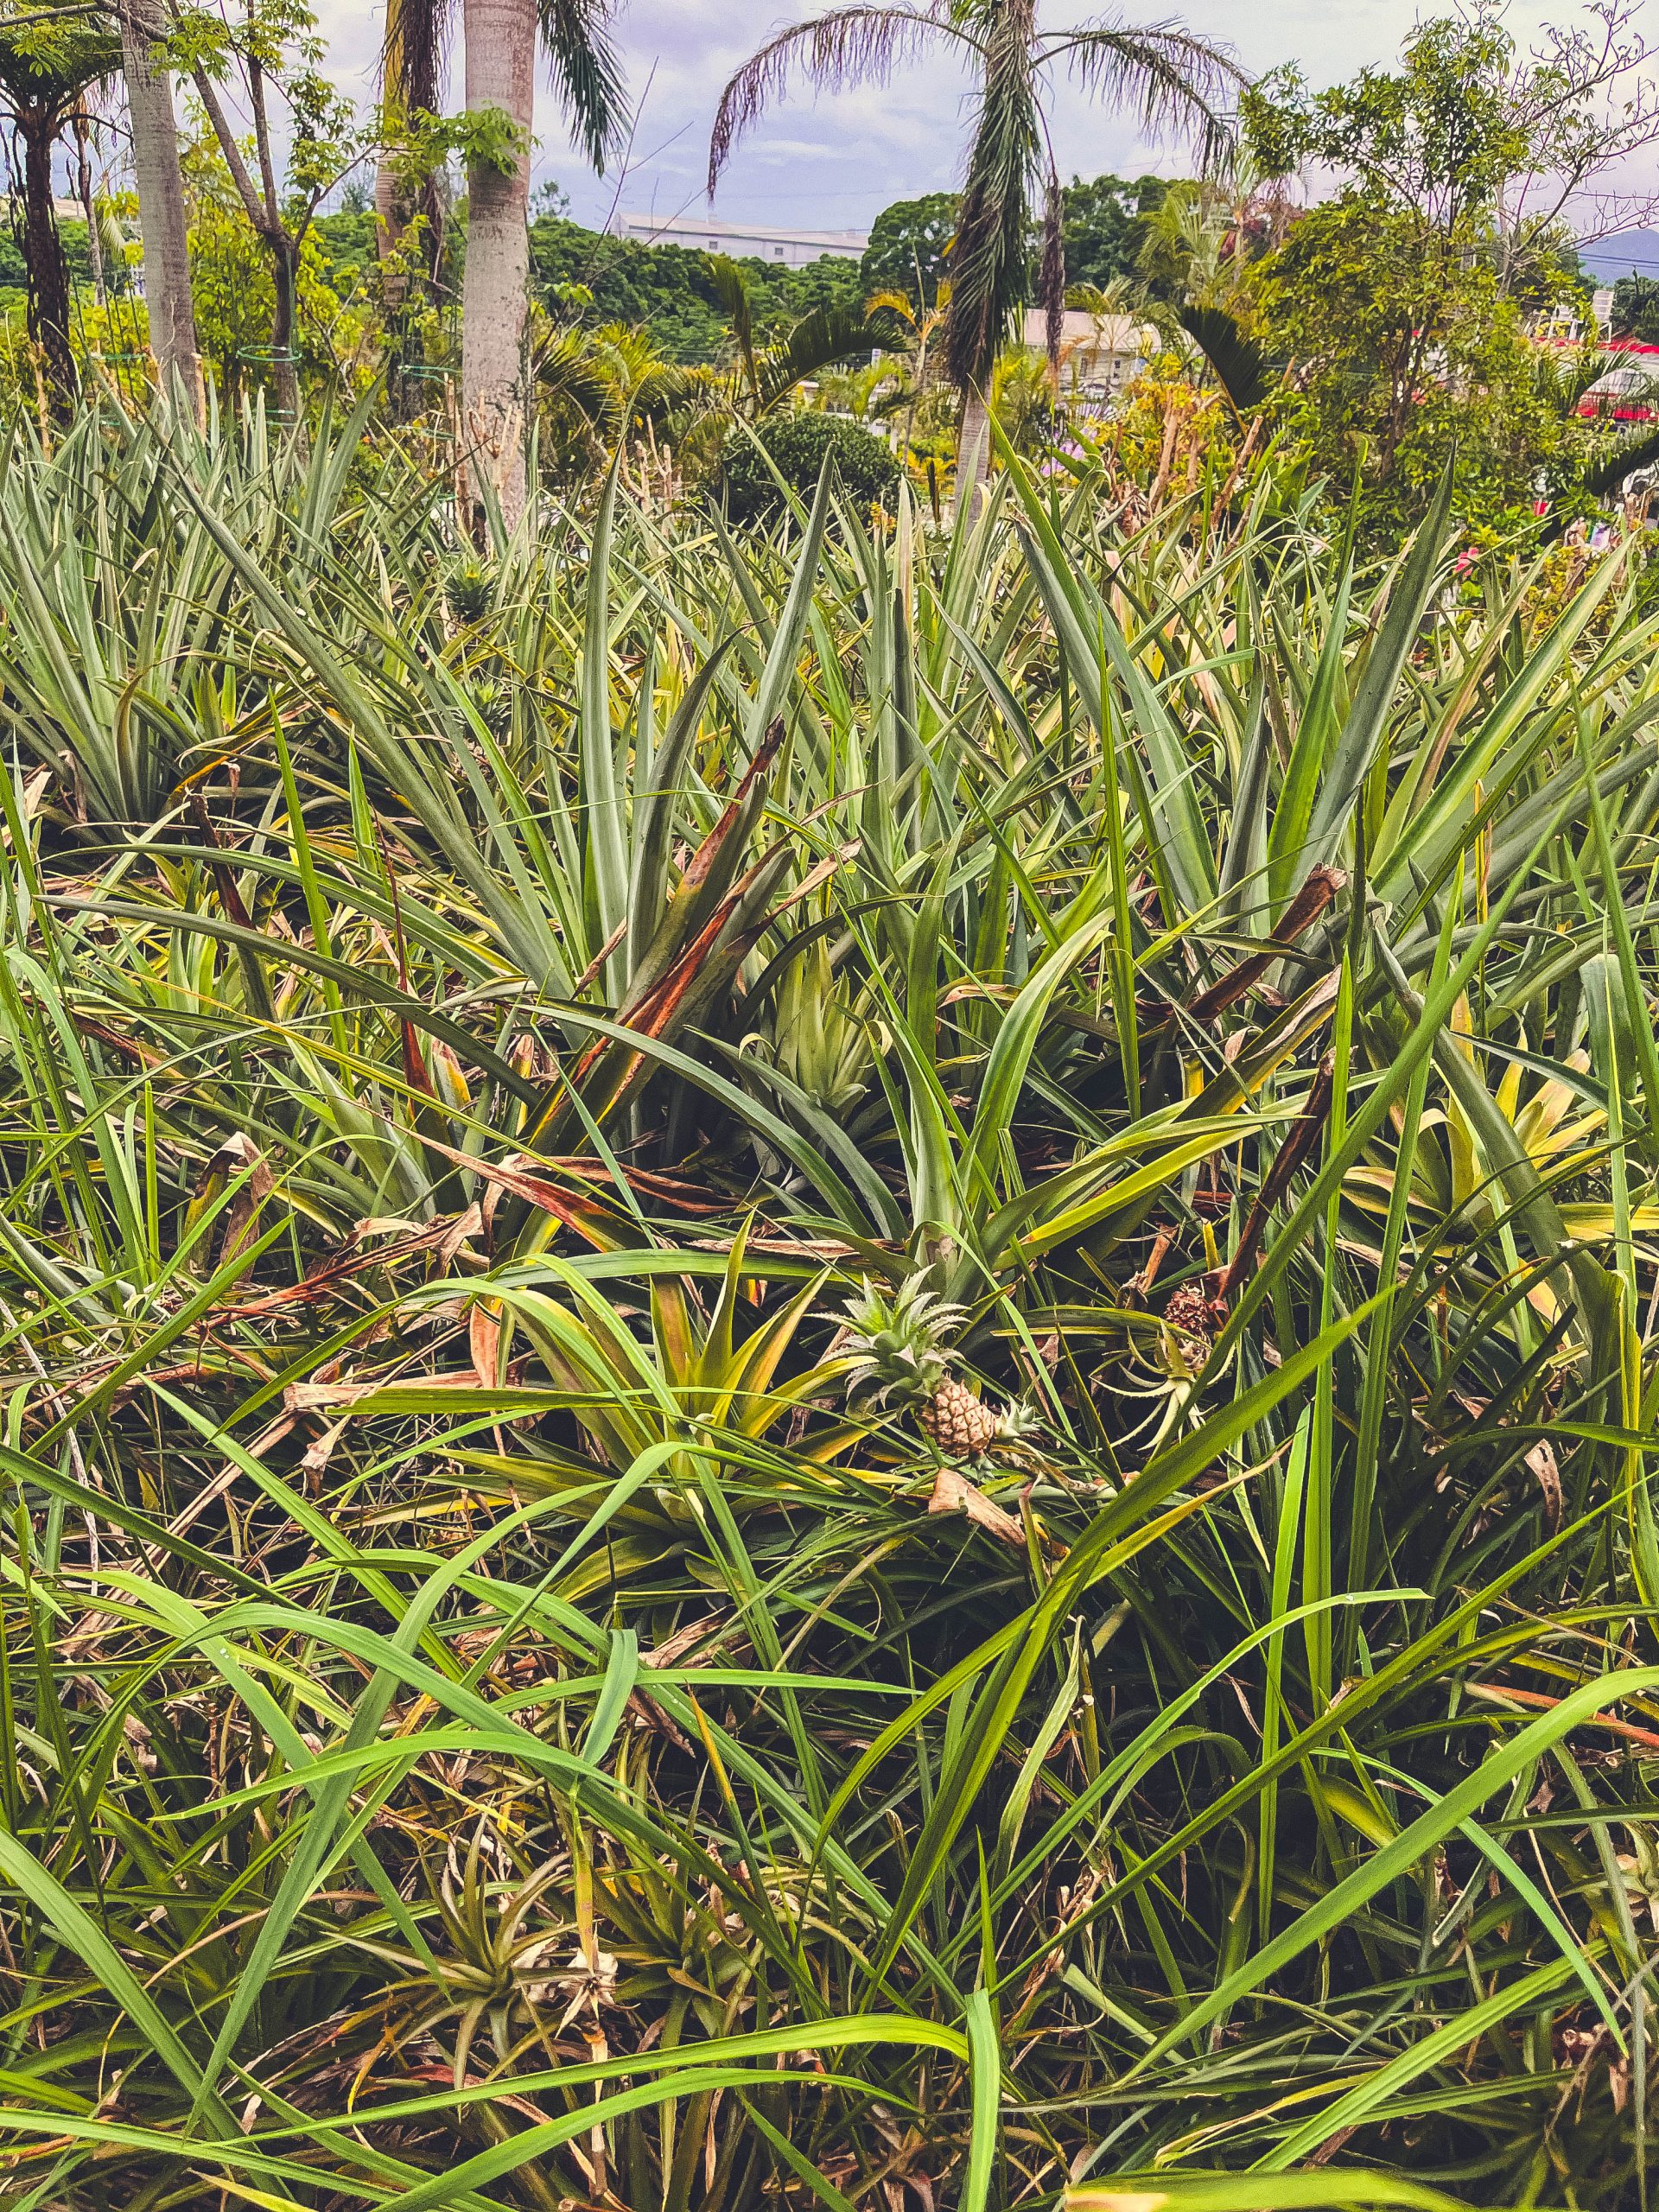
[537,0,628,171]
[707,3,962,190]
[631,359,723,419]
[533,329,628,439]
[382,0,453,115]
[1044,20,1243,171]
[1580,416,1659,498]
[865,285,924,325]
[704,251,759,401]
[753,302,904,414]
[1179,300,1275,414]
[1533,343,1610,416]
[944,0,1041,393]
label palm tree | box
[702,251,900,418]
[119,0,200,412]
[709,0,1241,504]
[459,0,626,529]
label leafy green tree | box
[1243,10,1645,530]
[527,217,863,364]
[860,175,1172,315]
[1249,4,1659,302]
[313,205,378,289]
[709,0,1238,501]
[861,191,957,305]
[531,219,722,359]
[1060,170,1166,287]
[181,118,360,411]
[1254,200,1560,528]
[0,219,124,302]
[777,251,865,318]
[181,120,277,398]
[172,0,370,421]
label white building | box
[1021,308,1157,402]
[613,213,868,268]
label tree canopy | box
[1242,9,1611,529]
[1060,172,1169,289]
[860,191,959,305]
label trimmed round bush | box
[719,411,900,524]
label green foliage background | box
[527,216,866,362]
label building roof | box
[615,213,868,253]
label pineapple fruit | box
[918,1373,1001,1458]
[840,1278,1020,1461]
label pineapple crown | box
[840,1276,966,1407]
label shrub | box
[718,410,899,523]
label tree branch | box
[248,53,281,227]
[190,63,270,238]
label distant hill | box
[1580,229,1659,282]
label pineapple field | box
[1,397,1658,2211]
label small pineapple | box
[841,1278,1016,1461]
[918,1373,1001,1459]
[445,556,495,626]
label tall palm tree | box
[459,0,626,528]
[709,0,1241,503]
[120,0,200,412]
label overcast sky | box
[315,0,1653,237]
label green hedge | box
[719,413,899,524]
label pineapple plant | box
[840,1278,1021,1460]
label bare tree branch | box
[189,63,270,237]
[248,54,280,226]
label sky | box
[315,0,1655,240]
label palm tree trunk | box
[461,0,535,531]
[953,383,993,518]
[376,2,448,282]
[120,0,201,415]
